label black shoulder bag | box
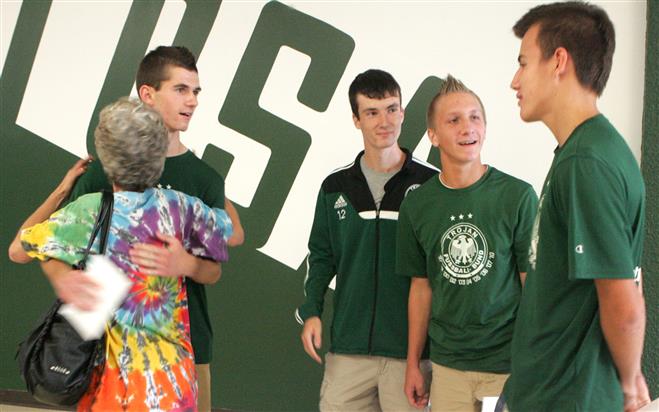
[16,190,114,406]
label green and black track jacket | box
[296,149,438,359]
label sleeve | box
[20,194,101,265]
[296,188,336,323]
[182,193,233,263]
[512,185,539,273]
[66,159,112,204]
[396,198,427,278]
[554,157,635,280]
[201,171,225,209]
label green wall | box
[0,1,655,410]
[641,0,658,399]
[0,2,440,410]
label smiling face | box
[511,24,556,123]
[352,93,404,152]
[428,92,485,167]
[139,65,201,134]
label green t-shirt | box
[68,150,225,364]
[504,115,645,411]
[397,167,537,373]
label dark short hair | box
[135,46,198,93]
[426,74,487,128]
[348,69,402,118]
[513,1,615,96]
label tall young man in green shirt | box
[397,75,537,411]
[296,69,437,411]
[503,3,649,411]
[9,46,244,411]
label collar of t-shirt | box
[360,156,401,210]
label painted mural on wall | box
[0,0,647,409]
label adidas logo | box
[334,195,347,209]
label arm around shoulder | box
[8,157,92,263]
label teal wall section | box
[641,0,658,399]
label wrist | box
[185,254,200,279]
[620,370,643,388]
[407,355,422,368]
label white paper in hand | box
[59,255,132,340]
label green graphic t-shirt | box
[397,167,537,373]
[504,115,645,411]
[68,150,225,364]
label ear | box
[427,128,439,147]
[553,47,570,77]
[352,113,361,130]
[400,106,405,124]
[138,85,156,105]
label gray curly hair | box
[95,97,168,192]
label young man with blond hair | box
[397,75,537,411]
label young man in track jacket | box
[296,69,437,411]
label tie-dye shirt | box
[21,188,232,412]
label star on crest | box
[450,215,456,221]
[459,214,464,220]
[468,213,473,219]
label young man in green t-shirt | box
[503,3,649,411]
[397,75,537,411]
[9,46,244,411]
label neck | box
[167,130,187,157]
[543,86,599,147]
[362,145,405,173]
[439,161,487,189]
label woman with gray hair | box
[12,97,232,411]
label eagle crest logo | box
[438,222,493,285]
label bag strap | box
[76,190,114,270]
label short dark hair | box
[349,69,402,118]
[513,1,615,96]
[135,46,198,93]
[427,74,487,128]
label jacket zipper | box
[368,207,380,353]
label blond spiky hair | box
[426,74,487,128]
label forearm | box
[601,304,645,382]
[41,259,72,284]
[596,279,646,383]
[299,268,334,319]
[225,199,244,247]
[186,257,221,284]
[9,185,70,263]
[407,277,432,369]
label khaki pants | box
[195,363,211,412]
[320,353,431,412]
[430,363,508,412]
